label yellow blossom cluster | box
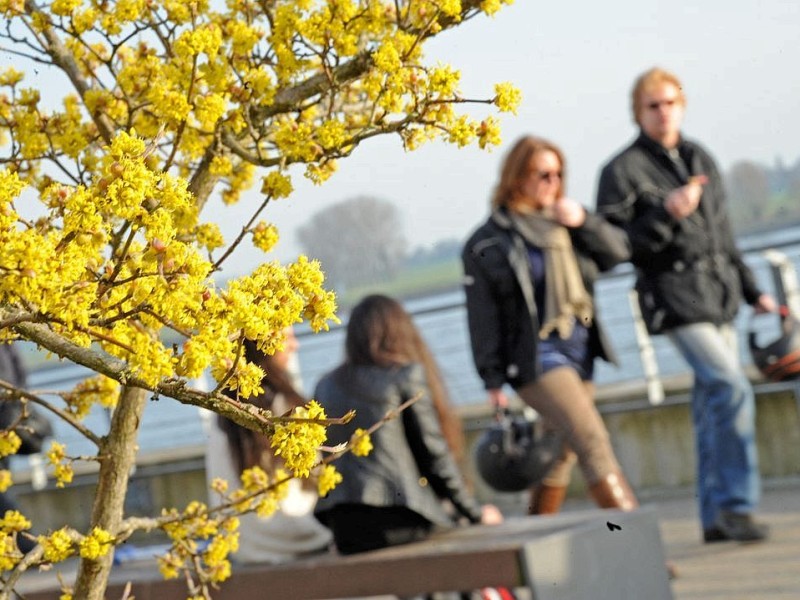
[0,509,31,569]
[0,533,20,571]
[317,464,342,496]
[78,527,114,560]
[46,442,74,488]
[0,131,337,395]
[2,0,517,204]
[62,375,120,420]
[214,465,288,518]
[39,528,74,563]
[251,221,280,253]
[158,501,240,584]
[350,428,373,457]
[0,431,21,460]
[270,401,328,478]
[0,470,12,493]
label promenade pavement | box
[646,479,800,599]
[12,479,800,599]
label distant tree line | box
[405,238,461,267]
[296,196,467,292]
[297,197,408,292]
[725,156,800,233]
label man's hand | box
[754,293,778,314]
[665,175,708,219]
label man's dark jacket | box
[461,208,630,391]
[596,133,762,334]
[313,363,482,527]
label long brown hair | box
[218,338,305,474]
[491,135,567,210]
[344,295,465,461]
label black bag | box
[0,399,54,455]
[14,405,54,455]
[474,409,564,492]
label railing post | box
[628,289,665,405]
[763,249,800,316]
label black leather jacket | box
[596,133,762,333]
[313,363,482,527]
[461,208,629,391]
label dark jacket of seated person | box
[313,296,486,555]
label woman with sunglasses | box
[462,135,639,515]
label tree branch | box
[0,380,103,447]
[23,0,116,145]
[8,318,342,436]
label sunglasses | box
[647,98,679,110]
[536,171,562,183]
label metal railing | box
[15,238,800,482]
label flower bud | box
[109,162,125,178]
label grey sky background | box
[207,0,799,276]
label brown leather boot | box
[588,472,639,511]
[528,484,568,515]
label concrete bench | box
[20,507,673,600]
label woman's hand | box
[488,388,508,408]
[554,197,586,227]
[480,504,504,525]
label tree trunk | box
[73,386,148,599]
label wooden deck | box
[649,479,800,599]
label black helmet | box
[474,409,564,493]
[748,307,800,382]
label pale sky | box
[9,1,800,278]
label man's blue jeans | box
[667,322,761,529]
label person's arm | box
[705,161,774,310]
[401,366,483,523]
[568,209,632,272]
[596,161,680,261]
[461,239,506,392]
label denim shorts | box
[537,322,594,381]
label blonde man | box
[597,67,775,543]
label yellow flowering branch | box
[22,0,116,144]
[163,53,199,172]
[0,0,520,594]
[321,392,421,460]
[211,196,272,271]
[9,318,272,435]
[0,380,102,447]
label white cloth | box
[204,420,332,564]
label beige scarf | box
[508,211,594,339]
